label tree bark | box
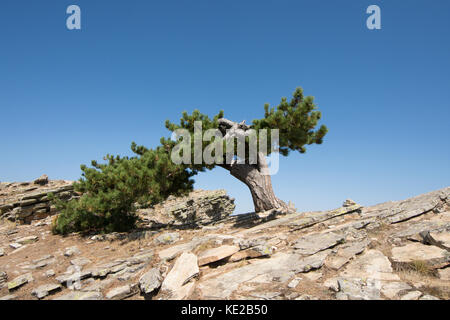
[217,118,287,213]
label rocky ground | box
[0,178,449,300]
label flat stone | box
[80,279,113,292]
[163,280,196,300]
[437,267,450,280]
[106,284,139,300]
[323,278,339,292]
[287,278,301,288]
[8,273,33,291]
[229,245,272,262]
[325,240,369,270]
[340,250,400,281]
[0,271,7,289]
[198,245,240,266]
[292,249,331,273]
[114,264,146,281]
[303,271,322,281]
[390,221,446,240]
[160,252,199,299]
[391,243,450,268]
[400,291,422,300]
[380,282,412,299]
[158,234,236,261]
[31,256,56,269]
[110,262,128,274]
[45,269,55,277]
[139,268,162,294]
[90,263,118,278]
[158,243,193,261]
[31,283,62,299]
[250,292,281,300]
[295,294,319,300]
[32,254,53,264]
[154,232,180,245]
[56,270,92,286]
[0,294,16,300]
[11,245,28,254]
[70,257,92,267]
[293,232,345,256]
[427,231,450,250]
[198,251,329,299]
[54,291,103,300]
[9,243,22,249]
[127,251,154,265]
[234,237,269,250]
[336,278,382,300]
[271,269,295,283]
[419,294,440,300]
[64,246,80,257]
[0,248,4,256]
[19,199,38,206]
[288,205,362,231]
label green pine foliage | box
[166,87,328,159]
[51,142,195,234]
[51,87,327,234]
[252,87,328,156]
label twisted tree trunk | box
[217,118,287,213]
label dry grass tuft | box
[409,260,434,277]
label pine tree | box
[51,87,327,234]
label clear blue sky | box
[1,1,449,214]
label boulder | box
[34,174,49,185]
[139,268,163,294]
[343,199,357,207]
[139,189,235,227]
